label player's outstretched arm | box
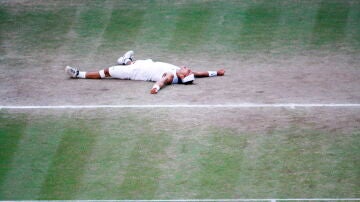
[193,69,225,78]
[150,73,174,94]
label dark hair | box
[178,79,194,85]
[183,80,194,85]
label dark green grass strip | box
[76,7,109,39]
[311,1,350,47]
[0,113,27,184]
[39,122,96,199]
[239,2,280,52]
[70,5,110,56]
[100,8,145,51]
[5,8,76,54]
[168,3,213,52]
[354,8,360,47]
[0,8,10,56]
[77,8,109,38]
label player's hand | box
[150,88,158,94]
[217,69,225,76]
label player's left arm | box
[192,69,225,78]
[150,72,174,94]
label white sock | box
[78,71,86,78]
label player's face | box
[180,66,192,77]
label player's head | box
[177,66,195,84]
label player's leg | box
[84,68,111,79]
[117,50,134,65]
[65,66,111,79]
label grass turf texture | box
[0,110,359,199]
[1,0,359,58]
[1,0,360,200]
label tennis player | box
[65,51,225,94]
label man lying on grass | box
[65,50,225,94]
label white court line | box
[1,103,360,109]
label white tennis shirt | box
[108,59,179,83]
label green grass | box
[1,8,76,55]
[0,8,9,56]
[1,0,359,57]
[168,3,213,52]
[312,1,351,46]
[238,2,281,53]
[0,113,27,184]
[1,0,360,199]
[39,123,97,199]
[100,9,145,51]
[0,111,359,199]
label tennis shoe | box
[117,50,134,65]
[65,66,79,78]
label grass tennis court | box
[1,109,359,199]
[1,0,360,200]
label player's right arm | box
[193,69,225,77]
[150,72,174,94]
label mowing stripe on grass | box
[312,1,350,47]
[39,124,97,199]
[0,118,67,199]
[0,113,27,184]
[1,104,360,109]
[168,2,213,52]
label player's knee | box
[99,70,105,78]
[99,69,111,78]
[104,68,111,77]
